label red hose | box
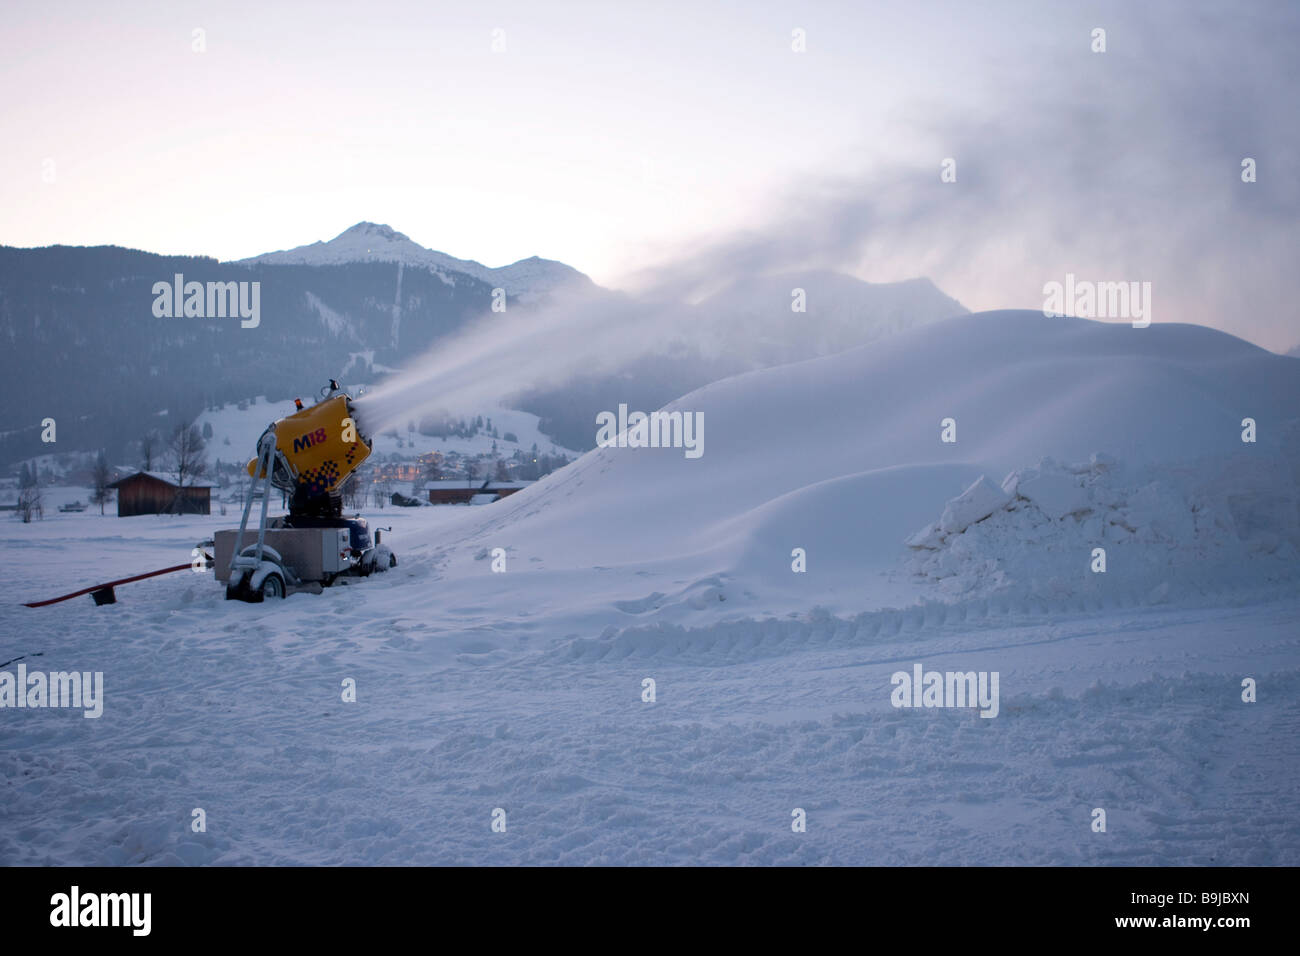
[23,563,194,607]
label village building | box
[107,472,217,516]
[424,479,532,505]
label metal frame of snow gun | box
[225,429,300,602]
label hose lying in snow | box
[22,563,196,608]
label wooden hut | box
[424,479,532,505]
[108,472,215,516]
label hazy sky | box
[2,0,1297,348]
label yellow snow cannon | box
[217,381,394,602]
[245,389,372,506]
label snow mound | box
[1006,462,1094,519]
[905,474,1012,546]
[905,452,1300,601]
[393,310,1300,621]
[939,475,1012,534]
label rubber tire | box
[260,573,285,600]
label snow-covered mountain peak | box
[236,223,594,300]
[339,221,409,242]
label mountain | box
[0,236,563,467]
[238,222,593,301]
[0,224,966,468]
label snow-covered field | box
[3,312,1298,865]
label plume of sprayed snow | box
[354,171,963,435]
[358,3,1299,433]
[354,285,685,435]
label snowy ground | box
[3,312,1297,865]
[1,509,1295,865]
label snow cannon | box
[244,382,372,515]
[216,381,396,602]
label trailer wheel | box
[260,573,285,600]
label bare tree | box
[230,467,250,509]
[167,423,207,513]
[17,463,43,523]
[140,429,161,471]
[90,450,113,514]
[342,469,367,511]
[169,423,208,487]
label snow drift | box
[905,452,1299,601]
[397,310,1300,623]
